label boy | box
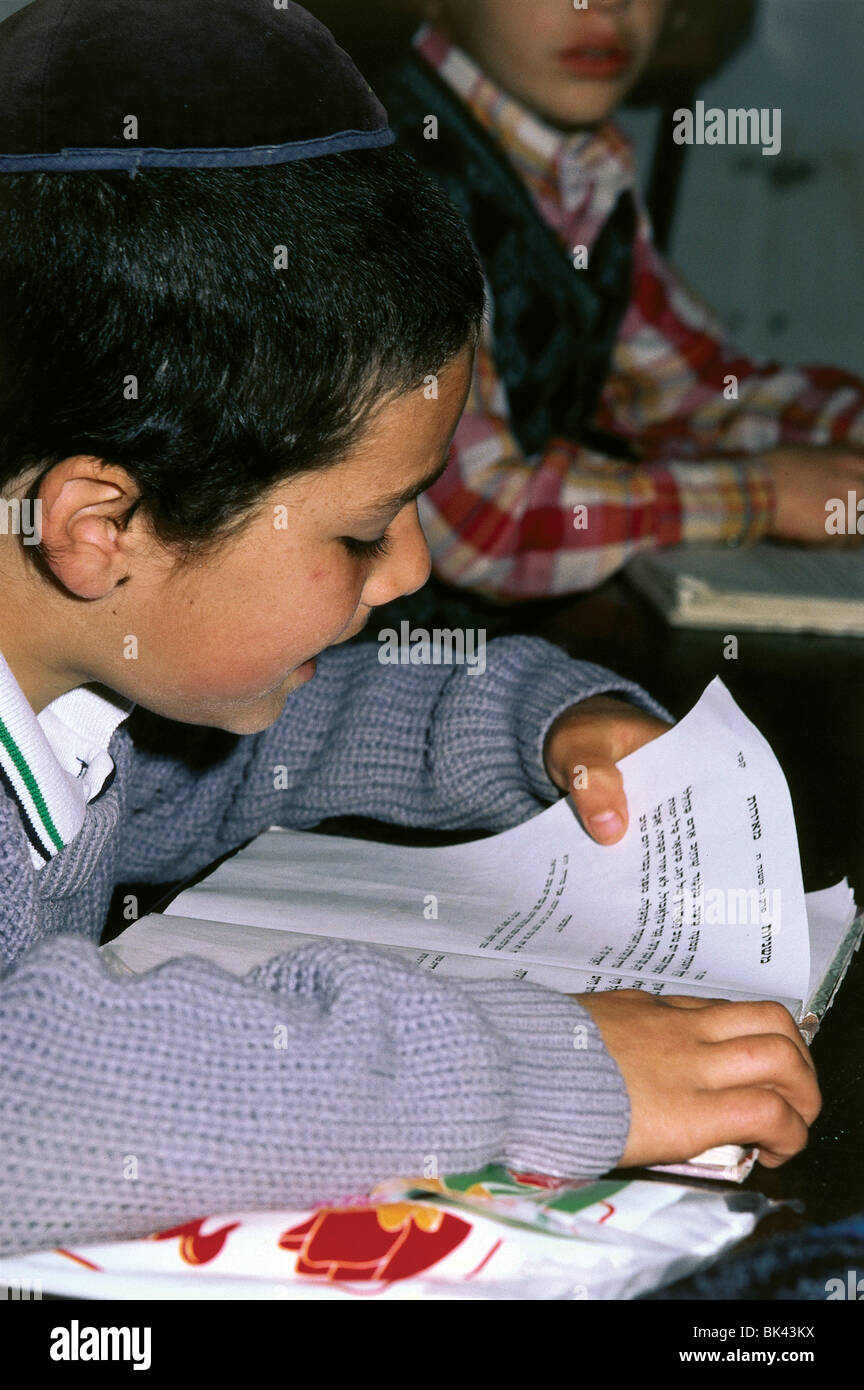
[0,0,818,1258]
[378,0,864,598]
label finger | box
[657,993,723,1010]
[570,759,628,844]
[711,1086,811,1166]
[706,1035,822,1125]
[693,999,815,1071]
[549,701,671,776]
[592,987,647,998]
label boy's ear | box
[36,456,142,600]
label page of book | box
[165,679,812,1006]
[102,911,800,1018]
[108,880,858,1025]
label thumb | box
[571,760,629,844]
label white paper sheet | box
[168,679,811,1006]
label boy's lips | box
[555,43,632,80]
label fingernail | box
[589,811,624,840]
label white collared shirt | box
[0,651,133,868]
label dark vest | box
[377,51,639,460]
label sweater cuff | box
[457,979,631,1177]
[509,643,673,805]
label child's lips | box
[555,44,632,80]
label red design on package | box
[151,1217,242,1265]
[509,1170,572,1190]
[278,1203,470,1283]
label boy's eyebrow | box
[348,452,452,521]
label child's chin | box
[544,80,623,128]
[147,661,319,734]
[227,661,319,732]
[214,702,290,735]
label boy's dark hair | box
[0,147,484,553]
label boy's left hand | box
[543,695,672,846]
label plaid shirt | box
[414,24,864,598]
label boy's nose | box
[363,505,432,608]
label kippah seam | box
[0,126,395,174]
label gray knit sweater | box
[0,635,666,1257]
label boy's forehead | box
[288,352,473,516]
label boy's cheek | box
[110,608,300,708]
[166,631,313,701]
[112,557,362,710]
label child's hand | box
[543,694,672,844]
[576,990,821,1169]
[763,445,864,545]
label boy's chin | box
[543,99,618,131]
[538,77,632,131]
[153,659,319,735]
[223,659,319,733]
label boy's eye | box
[340,530,392,561]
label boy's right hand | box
[575,990,821,1169]
[762,445,864,545]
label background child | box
[376,0,864,599]
[0,0,818,1258]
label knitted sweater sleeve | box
[0,934,629,1258]
[117,634,670,884]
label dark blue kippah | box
[0,0,395,174]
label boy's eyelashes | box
[340,530,393,562]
